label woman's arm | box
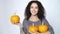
[40,31,51,34]
[17,23,25,34]
[20,26,25,34]
[43,18,54,34]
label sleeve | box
[22,19,30,34]
[43,18,55,34]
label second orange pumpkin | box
[38,24,48,33]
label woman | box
[19,1,54,34]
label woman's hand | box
[16,22,23,28]
[30,32,40,34]
[30,32,37,34]
[40,31,51,34]
[30,31,51,34]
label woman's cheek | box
[35,9,38,14]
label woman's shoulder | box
[43,18,48,21]
[23,18,27,21]
[42,18,49,24]
[23,18,28,23]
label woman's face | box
[30,3,38,16]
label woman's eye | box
[31,7,33,8]
[35,7,38,9]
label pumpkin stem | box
[32,23,34,26]
[14,10,17,15]
[14,12,16,15]
[42,21,44,25]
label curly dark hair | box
[25,1,45,21]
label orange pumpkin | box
[28,23,38,33]
[38,23,48,33]
[10,13,20,24]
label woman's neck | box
[29,15,39,22]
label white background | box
[0,0,60,34]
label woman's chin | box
[32,14,37,16]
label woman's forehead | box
[31,3,38,6]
